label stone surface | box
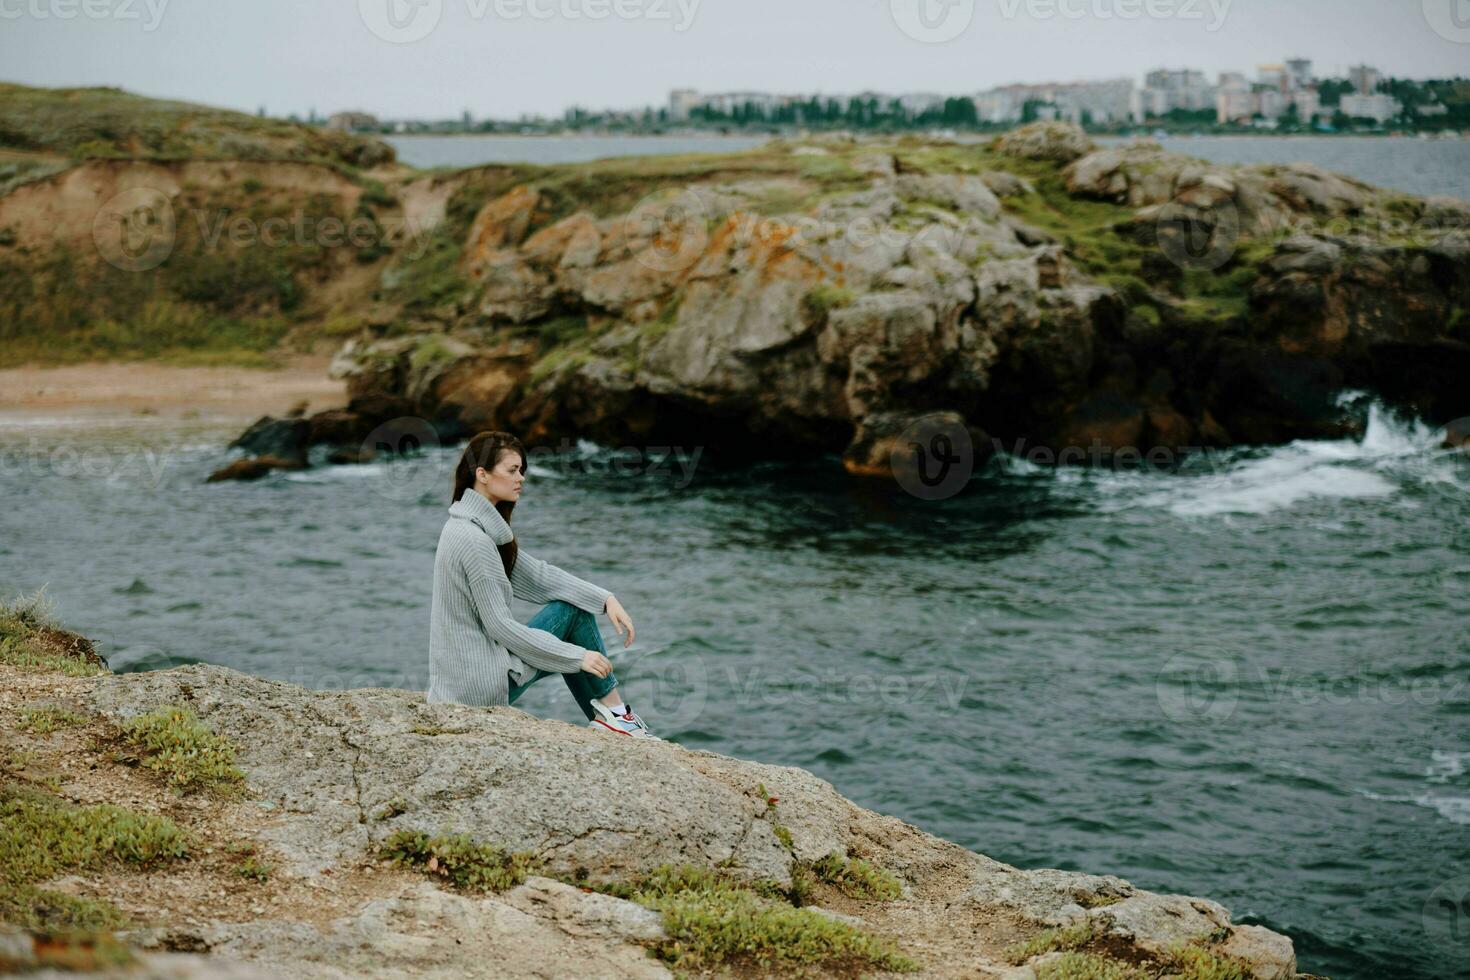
[65,661,1298,980]
[993,122,1095,163]
[312,133,1468,472]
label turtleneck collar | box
[448,488,514,544]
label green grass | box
[0,82,393,168]
[1005,917,1254,980]
[380,829,538,892]
[802,283,855,324]
[118,705,245,796]
[0,591,108,678]
[591,864,917,973]
[0,781,187,966]
[1005,917,1102,965]
[799,852,903,901]
[1035,951,1149,980]
[17,705,91,735]
[0,155,67,198]
[1167,943,1252,980]
[0,780,188,940]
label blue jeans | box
[507,599,618,721]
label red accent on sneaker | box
[592,719,632,736]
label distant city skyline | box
[3,0,1467,120]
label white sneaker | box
[588,699,660,740]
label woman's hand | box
[605,595,635,648]
[581,650,612,677]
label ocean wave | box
[1008,399,1464,518]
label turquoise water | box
[1,399,1467,979]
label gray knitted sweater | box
[427,488,612,707]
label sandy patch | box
[0,358,345,428]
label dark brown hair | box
[452,431,525,578]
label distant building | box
[1216,75,1255,124]
[899,92,947,114]
[669,88,700,121]
[1135,68,1214,120]
[1257,64,1289,93]
[974,79,1134,125]
[1291,89,1321,120]
[1341,92,1400,123]
[1256,88,1287,120]
[1348,64,1382,95]
[1286,58,1313,88]
[326,111,379,132]
[973,89,1019,124]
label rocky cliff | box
[1,614,1305,979]
[3,90,1465,472]
[307,123,1469,475]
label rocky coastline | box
[1,611,1306,979]
[196,122,1469,479]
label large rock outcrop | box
[2,657,1302,979]
[308,123,1467,474]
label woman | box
[427,430,656,738]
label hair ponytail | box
[452,431,525,578]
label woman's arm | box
[462,541,588,674]
[509,548,612,614]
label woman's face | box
[477,449,525,505]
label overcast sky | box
[2,0,1466,119]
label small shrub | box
[803,852,903,901]
[18,705,90,734]
[1005,917,1102,965]
[118,705,244,795]
[358,179,397,209]
[1035,951,1149,980]
[0,593,107,678]
[602,864,917,973]
[373,798,409,821]
[379,829,538,892]
[2,883,128,935]
[802,283,854,323]
[234,856,272,881]
[1167,943,1251,980]
[0,781,190,893]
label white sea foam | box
[1415,794,1470,826]
[1427,750,1470,783]
[1101,400,1459,518]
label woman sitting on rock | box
[427,430,657,739]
